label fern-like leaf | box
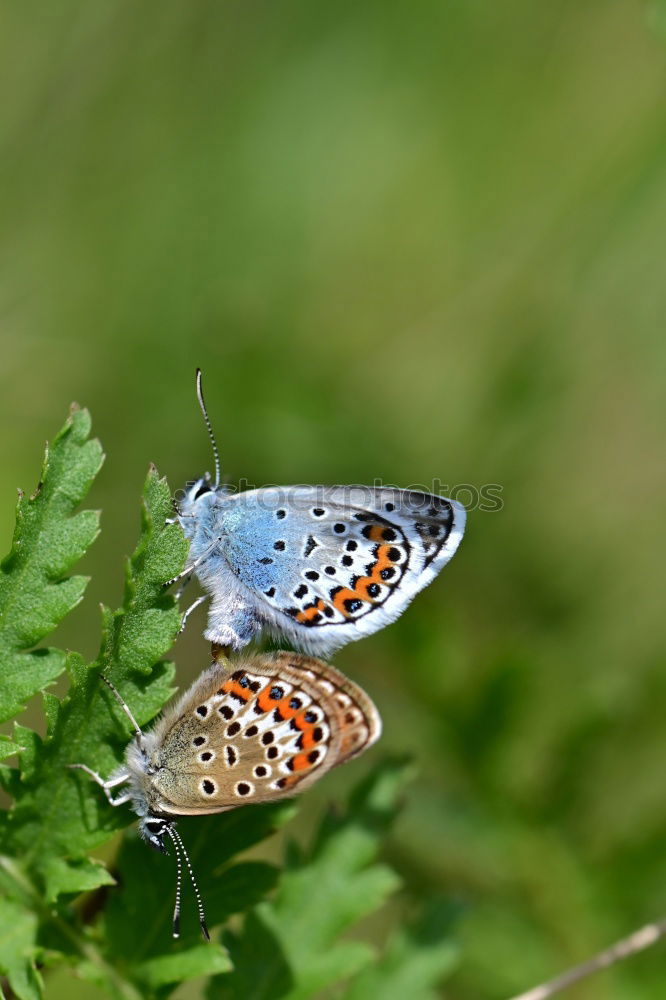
[0,453,187,999]
[214,759,412,1000]
[0,405,103,727]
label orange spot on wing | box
[365,524,386,542]
[356,543,402,595]
[295,599,327,624]
[222,679,252,702]
[372,543,395,576]
[354,576,380,601]
[334,554,402,611]
[293,711,321,748]
[299,729,317,750]
[275,696,300,720]
[257,684,274,713]
[331,587,365,616]
[290,753,311,772]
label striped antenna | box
[195,368,221,490]
[100,675,143,744]
[168,824,210,941]
[169,830,183,938]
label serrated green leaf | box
[1,468,187,899]
[0,406,103,723]
[0,463,188,999]
[215,759,412,1000]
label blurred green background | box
[2,0,666,997]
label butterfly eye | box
[142,818,169,853]
[193,481,211,500]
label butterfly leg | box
[166,494,198,525]
[162,538,221,590]
[163,566,194,589]
[68,764,131,807]
[178,595,207,635]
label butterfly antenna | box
[168,828,183,939]
[168,824,210,941]
[100,675,143,743]
[195,368,221,490]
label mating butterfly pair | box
[72,372,465,937]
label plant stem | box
[507,918,666,1000]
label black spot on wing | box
[303,536,318,557]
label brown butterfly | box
[70,652,381,939]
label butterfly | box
[172,371,466,655]
[69,651,381,938]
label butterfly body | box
[178,482,466,654]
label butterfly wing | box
[211,485,465,655]
[148,653,381,816]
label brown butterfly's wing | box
[147,652,381,816]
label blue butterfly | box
[172,372,466,656]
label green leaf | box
[102,806,292,996]
[137,946,231,989]
[0,735,22,761]
[215,759,412,1000]
[1,468,187,895]
[41,856,116,904]
[0,464,187,999]
[0,897,43,1000]
[343,897,460,1000]
[0,405,103,999]
[0,406,103,724]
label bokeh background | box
[2,1,666,997]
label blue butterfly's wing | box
[202,485,465,655]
